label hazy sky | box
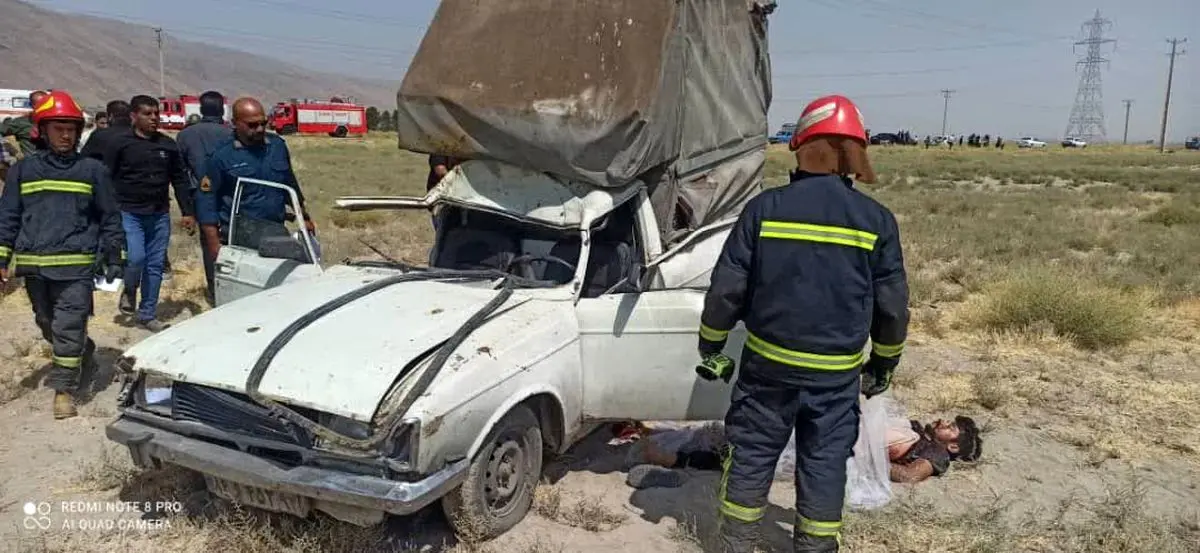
[36,0,1198,141]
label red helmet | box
[789,94,867,150]
[32,90,85,126]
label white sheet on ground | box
[640,394,896,510]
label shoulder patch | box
[199,176,212,192]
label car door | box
[576,289,745,422]
[213,177,323,306]
[573,194,742,422]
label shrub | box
[974,266,1144,349]
[1140,204,1200,227]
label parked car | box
[769,122,796,144]
[1186,136,1200,150]
[1061,137,1087,148]
[1016,137,1047,149]
[105,0,775,541]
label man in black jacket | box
[0,90,124,420]
[80,100,131,162]
[698,94,909,553]
[102,95,193,331]
[176,91,231,305]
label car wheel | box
[442,405,542,540]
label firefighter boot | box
[794,529,840,553]
[718,516,761,553]
[53,392,77,420]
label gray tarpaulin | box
[396,0,776,244]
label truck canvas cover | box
[396,0,776,243]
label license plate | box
[204,476,311,518]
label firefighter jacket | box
[699,171,909,374]
[0,151,126,280]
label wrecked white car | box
[106,0,776,538]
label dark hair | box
[28,90,47,103]
[106,100,131,120]
[94,112,108,120]
[129,95,159,112]
[199,90,225,117]
[952,416,982,462]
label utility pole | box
[1121,99,1133,144]
[940,89,955,136]
[1158,38,1187,153]
[155,27,165,98]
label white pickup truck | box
[105,0,777,539]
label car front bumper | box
[106,416,467,518]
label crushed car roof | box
[434,160,640,228]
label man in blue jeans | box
[101,95,194,331]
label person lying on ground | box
[886,415,982,483]
[624,414,982,488]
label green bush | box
[975,266,1144,349]
[1140,204,1200,227]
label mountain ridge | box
[0,0,400,110]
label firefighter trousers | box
[719,350,861,553]
[25,277,95,393]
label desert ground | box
[2,137,1199,552]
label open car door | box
[213,177,323,306]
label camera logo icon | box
[23,502,52,530]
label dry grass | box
[845,478,1200,553]
[532,485,626,532]
[5,136,1200,551]
[968,266,1146,350]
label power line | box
[1064,10,1115,142]
[851,0,1071,43]
[940,89,955,136]
[1159,38,1187,152]
[775,37,1065,56]
[774,66,971,79]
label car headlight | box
[135,373,174,416]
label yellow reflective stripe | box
[760,221,878,251]
[718,444,766,523]
[12,253,97,267]
[53,356,82,368]
[20,180,93,195]
[699,323,730,342]
[720,500,765,523]
[872,341,905,358]
[798,516,842,538]
[0,245,10,257]
[120,250,127,261]
[745,332,864,371]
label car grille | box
[172,383,313,447]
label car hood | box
[124,270,528,421]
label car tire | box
[441,404,542,540]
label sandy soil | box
[0,266,1198,553]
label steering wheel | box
[506,254,577,279]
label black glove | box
[860,358,896,399]
[104,265,123,283]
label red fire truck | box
[269,97,367,138]
[157,94,232,130]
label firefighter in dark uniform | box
[0,90,125,420]
[696,94,909,553]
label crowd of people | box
[922,132,1006,149]
[0,88,313,419]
